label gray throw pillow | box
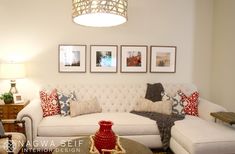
[145,83,164,102]
[0,120,5,136]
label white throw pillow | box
[70,98,102,117]
[134,97,172,115]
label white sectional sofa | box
[17,83,235,154]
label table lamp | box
[0,63,26,94]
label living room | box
[0,0,235,154]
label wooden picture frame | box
[58,44,86,73]
[120,45,147,73]
[90,45,118,73]
[150,46,176,73]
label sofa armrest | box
[17,99,43,148]
[198,98,227,122]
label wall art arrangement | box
[58,45,176,73]
[59,45,86,72]
[90,45,118,73]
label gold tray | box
[89,135,126,154]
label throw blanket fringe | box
[130,111,184,150]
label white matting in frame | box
[121,45,147,73]
[59,45,86,73]
[150,46,176,73]
[90,45,117,73]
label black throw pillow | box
[145,83,164,102]
[0,119,5,136]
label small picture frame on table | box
[150,46,176,73]
[13,94,24,104]
[90,45,118,73]
[121,45,147,73]
[58,44,86,73]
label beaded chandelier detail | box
[72,0,128,27]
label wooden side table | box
[210,112,235,125]
[0,100,29,132]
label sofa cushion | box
[38,112,159,137]
[162,91,185,115]
[40,89,60,117]
[70,98,102,117]
[134,97,172,115]
[178,91,199,116]
[58,91,76,116]
[171,116,235,154]
[145,83,164,102]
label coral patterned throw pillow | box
[40,89,60,117]
[178,90,199,116]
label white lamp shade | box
[0,63,26,79]
[73,13,127,27]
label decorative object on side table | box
[90,45,118,73]
[150,46,176,73]
[94,120,117,153]
[120,45,148,73]
[0,92,13,104]
[13,93,24,104]
[58,44,87,73]
[0,63,26,94]
[210,112,235,125]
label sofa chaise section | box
[170,116,235,154]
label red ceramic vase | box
[94,120,116,153]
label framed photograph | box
[121,45,147,73]
[59,45,86,73]
[90,45,118,73]
[150,46,176,73]
[13,94,24,104]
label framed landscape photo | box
[121,45,147,73]
[150,46,176,73]
[90,45,117,73]
[59,45,86,73]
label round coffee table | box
[53,137,152,154]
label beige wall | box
[211,0,235,111]
[192,0,213,99]
[0,0,213,102]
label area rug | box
[152,148,174,154]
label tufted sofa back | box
[41,83,197,112]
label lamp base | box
[9,80,18,94]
